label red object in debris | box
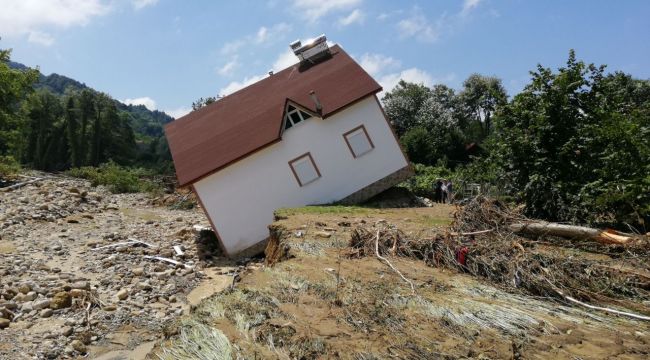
[456,247,469,266]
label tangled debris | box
[348,197,650,320]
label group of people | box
[433,179,454,204]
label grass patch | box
[119,208,163,222]
[66,161,163,194]
[415,214,452,227]
[275,205,374,218]
[156,319,232,360]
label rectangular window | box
[288,152,321,186]
[343,125,374,158]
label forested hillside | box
[1,50,173,174]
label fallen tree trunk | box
[0,177,45,192]
[508,222,634,245]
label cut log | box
[0,177,45,192]
[508,222,634,245]
[143,255,192,269]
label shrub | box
[67,161,163,194]
[399,163,455,198]
[0,155,21,178]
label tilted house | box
[165,39,412,257]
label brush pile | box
[349,196,650,317]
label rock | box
[59,326,73,337]
[69,289,86,298]
[70,281,90,290]
[50,291,72,309]
[136,282,152,291]
[0,318,9,329]
[15,292,37,302]
[315,231,332,239]
[70,339,86,353]
[18,284,31,294]
[69,188,80,194]
[160,249,174,258]
[132,267,144,276]
[40,308,54,318]
[103,305,117,312]
[33,299,51,310]
[116,289,129,301]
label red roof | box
[165,45,382,186]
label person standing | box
[434,179,443,203]
[441,180,448,204]
[447,180,454,204]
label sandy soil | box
[156,205,650,359]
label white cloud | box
[219,74,267,96]
[132,0,159,10]
[272,50,297,72]
[397,13,439,43]
[255,23,292,44]
[0,0,110,44]
[219,48,300,96]
[358,53,400,77]
[338,9,365,27]
[221,22,292,55]
[378,68,434,94]
[27,31,55,46]
[377,13,389,21]
[123,96,157,110]
[358,52,457,99]
[220,40,245,55]
[292,0,362,21]
[164,106,192,119]
[461,0,482,16]
[217,57,240,76]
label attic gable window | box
[284,104,313,130]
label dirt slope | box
[156,206,649,359]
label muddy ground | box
[157,207,649,359]
[2,174,649,359]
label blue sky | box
[1,0,649,118]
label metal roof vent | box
[290,35,330,64]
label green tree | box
[23,90,64,169]
[458,74,507,139]
[493,50,649,228]
[382,80,431,136]
[65,96,81,167]
[78,89,95,165]
[0,46,38,159]
[191,96,217,111]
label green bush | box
[67,161,163,194]
[399,163,455,198]
[0,155,21,178]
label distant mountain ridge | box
[8,61,174,139]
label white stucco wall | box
[193,96,408,255]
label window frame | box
[342,124,375,158]
[288,152,322,187]
[283,103,316,131]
